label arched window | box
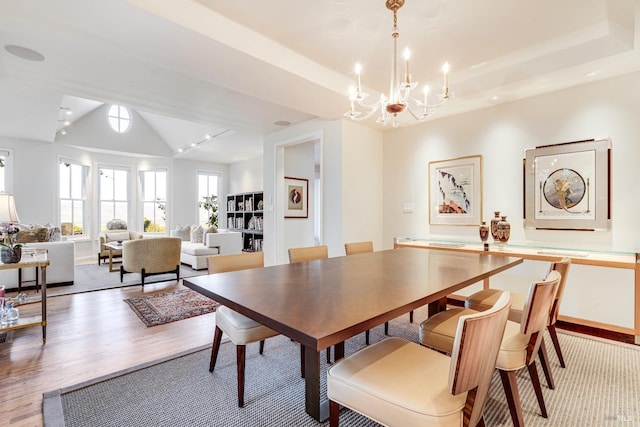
[107,105,131,133]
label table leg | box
[303,345,329,422]
[41,266,47,344]
[108,248,117,272]
[428,297,448,317]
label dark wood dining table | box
[184,247,523,421]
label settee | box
[120,237,182,287]
[170,226,243,270]
[0,241,75,289]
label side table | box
[104,241,123,272]
[0,249,50,344]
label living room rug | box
[42,306,640,427]
[123,288,219,327]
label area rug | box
[42,306,640,427]
[123,288,219,327]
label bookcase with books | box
[226,191,264,252]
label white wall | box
[383,71,640,252]
[382,71,640,330]
[341,120,384,252]
[228,156,263,194]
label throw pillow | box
[173,224,191,241]
[190,225,204,243]
[106,231,130,242]
[207,225,217,233]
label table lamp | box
[0,193,20,223]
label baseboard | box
[446,296,637,346]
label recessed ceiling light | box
[4,44,45,62]
[274,120,291,126]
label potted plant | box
[0,223,22,263]
[202,195,219,229]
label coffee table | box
[184,247,523,421]
[104,241,123,272]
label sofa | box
[120,237,182,287]
[0,240,76,289]
[98,230,143,265]
[170,226,243,270]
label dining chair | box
[419,270,561,427]
[465,257,571,369]
[207,251,280,407]
[344,241,387,344]
[288,245,332,369]
[327,291,511,427]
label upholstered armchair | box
[98,230,142,265]
[120,237,182,288]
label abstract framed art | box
[523,138,611,230]
[429,155,483,226]
[284,176,309,218]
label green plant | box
[202,195,218,228]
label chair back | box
[207,251,264,274]
[449,291,511,427]
[344,241,373,255]
[548,257,571,326]
[288,245,328,263]
[520,270,561,364]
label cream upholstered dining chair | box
[419,270,561,427]
[207,251,280,407]
[465,257,571,369]
[344,241,387,345]
[288,245,331,368]
[327,292,511,427]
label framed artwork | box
[429,155,483,226]
[524,138,611,230]
[284,176,309,218]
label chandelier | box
[345,0,451,127]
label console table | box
[0,250,50,344]
[394,237,640,344]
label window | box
[198,172,220,227]
[99,167,129,231]
[0,149,11,193]
[59,160,89,237]
[107,104,131,133]
[140,169,166,233]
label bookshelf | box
[226,191,264,252]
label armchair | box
[120,237,181,288]
[98,230,142,265]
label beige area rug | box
[123,288,219,327]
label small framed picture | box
[429,155,483,226]
[284,176,308,218]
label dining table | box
[183,247,523,422]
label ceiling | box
[1,0,639,163]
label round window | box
[107,105,131,133]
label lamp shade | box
[0,193,20,223]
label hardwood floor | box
[0,275,216,427]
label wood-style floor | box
[0,269,216,427]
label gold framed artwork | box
[284,176,308,218]
[429,155,483,226]
[524,138,611,230]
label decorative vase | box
[490,211,501,242]
[1,247,22,264]
[496,216,511,244]
[479,221,489,242]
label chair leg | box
[329,400,341,427]
[141,268,146,289]
[259,339,265,355]
[237,344,246,407]
[326,346,331,364]
[499,369,525,427]
[209,326,223,372]
[119,265,124,283]
[527,362,548,418]
[365,329,370,345]
[409,310,414,323]
[384,321,389,335]
[538,338,555,389]
[548,324,566,368]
